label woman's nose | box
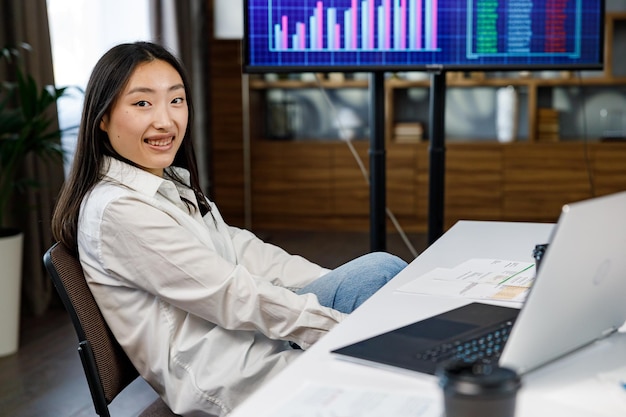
[153,105,174,129]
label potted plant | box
[0,43,67,356]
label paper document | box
[396,258,536,304]
[269,382,442,417]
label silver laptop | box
[332,191,626,375]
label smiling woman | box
[49,41,407,417]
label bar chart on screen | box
[267,0,439,52]
[244,0,604,72]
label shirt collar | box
[102,157,192,198]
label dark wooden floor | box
[0,230,426,417]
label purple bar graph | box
[431,0,437,49]
[369,0,375,49]
[270,0,438,52]
[416,0,423,49]
[400,0,406,50]
[352,0,358,49]
[317,2,324,49]
[298,22,306,49]
[384,0,391,49]
[282,15,288,50]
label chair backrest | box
[43,242,139,417]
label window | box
[47,0,152,175]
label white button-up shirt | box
[77,157,346,416]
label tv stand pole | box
[427,70,446,245]
[369,71,386,252]
[369,70,445,250]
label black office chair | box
[43,242,180,417]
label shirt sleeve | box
[96,196,346,349]
[226,224,331,290]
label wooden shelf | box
[251,75,626,92]
[249,79,368,90]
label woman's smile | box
[144,134,175,148]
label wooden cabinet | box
[249,142,421,230]
[246,139,626,233]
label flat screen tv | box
[243,0,605,73]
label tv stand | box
[371,70,447,250]
[369,72,386,252]
[427,71,446,245]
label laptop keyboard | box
[415,320,515,364]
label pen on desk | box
[498,264,534,286]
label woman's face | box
[100,59,188,176]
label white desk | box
[230,221,626,417]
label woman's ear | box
[100,116,108,132]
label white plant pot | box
[0,230,23,357]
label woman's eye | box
[134,100,150,107]
[172,97,185,104]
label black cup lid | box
[437,360,522,396]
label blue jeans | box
[297,252,408,314]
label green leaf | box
[0,42,77,226]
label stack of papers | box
[395,258,536,304]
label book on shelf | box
[393,122,424,143]
[536,108,560,142]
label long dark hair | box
[52,41,210,253]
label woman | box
[51,41,407,416]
